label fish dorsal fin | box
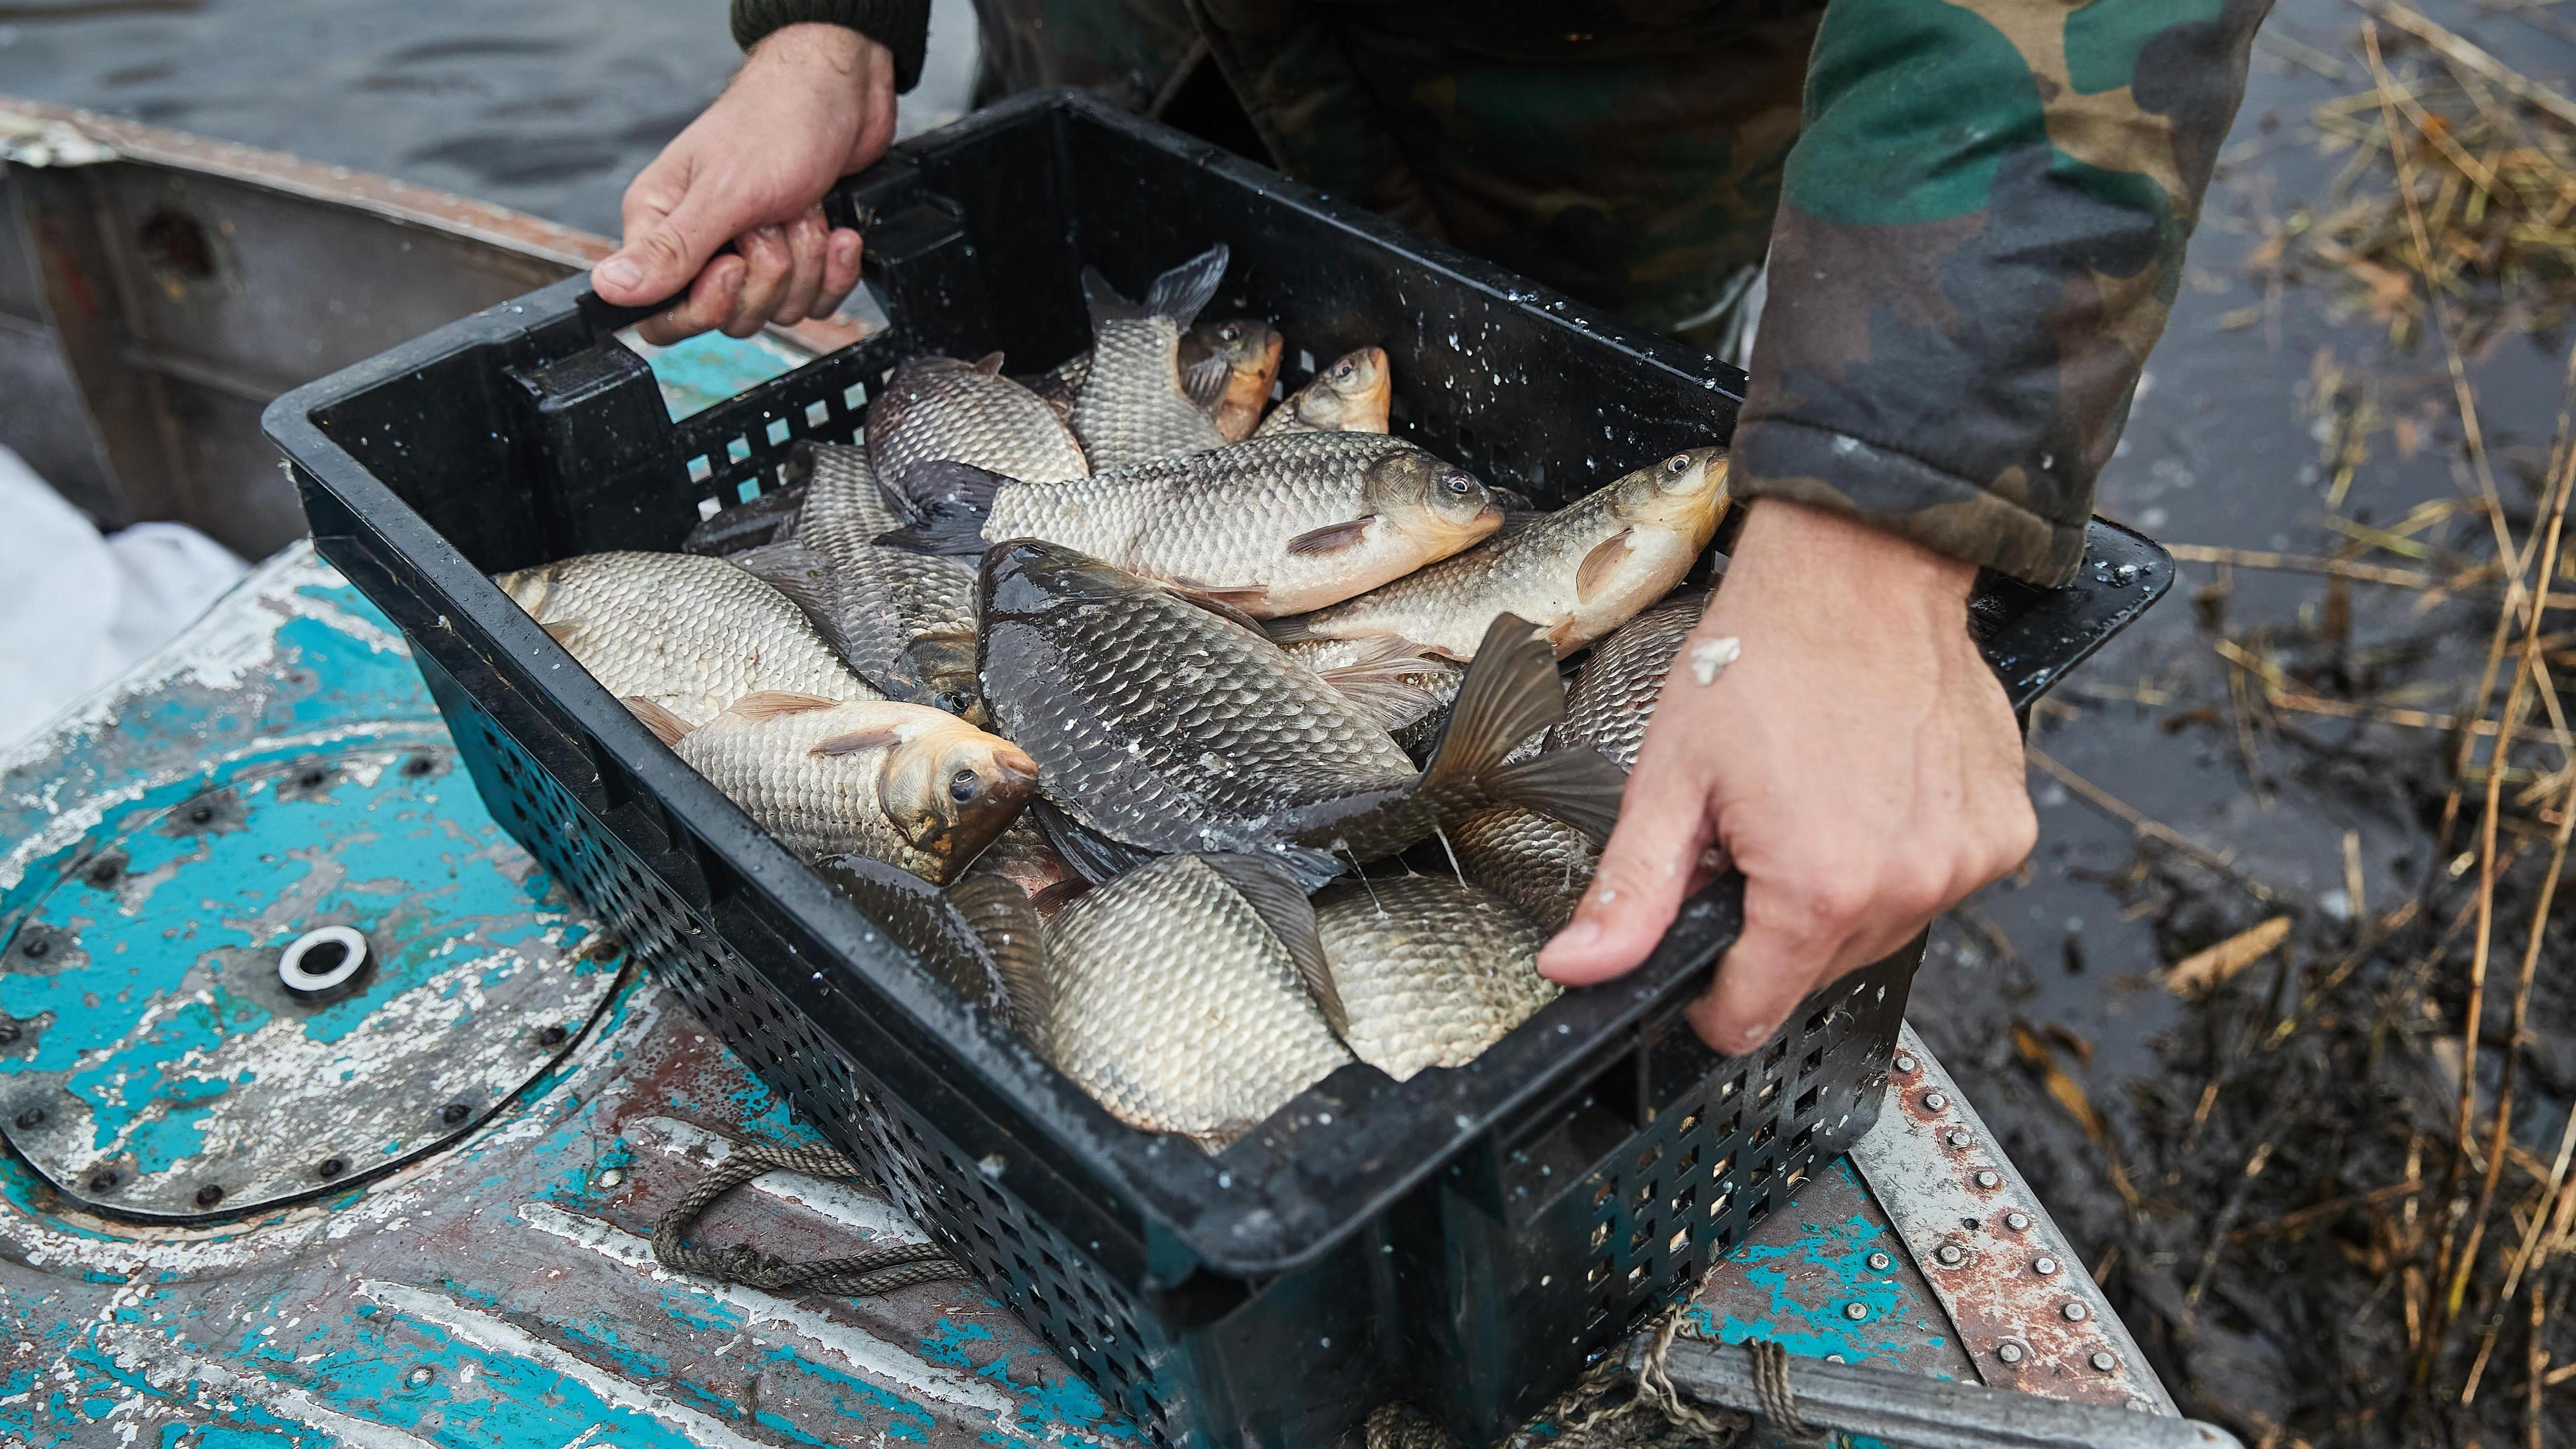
[1314,641,1450,733]
[1165,580,1269,632]
[1199,853,1345,1035]
[623,696,694,749]
[946,872,1052,1049]
[1146,244,1230,329]
[732,690,847,722]
[1420,613,1563,793]
[876,461,1010,556]
[1286,517,1376,556]
[1575,528,1635,604]
[1182,351,1233,409]
[810,723,906,756]
[972,350,1006,376]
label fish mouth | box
[993,743,1041,792]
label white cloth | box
[0,444,248,748]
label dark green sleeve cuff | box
[731,0,932,92]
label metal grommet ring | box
[278,926,370,1000]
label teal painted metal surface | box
[0,546,1977,1447]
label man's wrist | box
[1732,498,1979,614]
[745,21,876,77]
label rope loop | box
[649,1137,966,1299]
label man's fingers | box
[812,228,864,321]
[1686,889,1839,1056]
[772,212,830,324]
[722,226,792,337]
[1537,779,1711,987]
[636,254,746,346]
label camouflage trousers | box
[965,0,1824,343]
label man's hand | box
[1536,499,2036,1053]
[592,24,897,344]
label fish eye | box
[949,768,983,803]
[1442,473,1475,496]
[1331,361,1355,379]
[1219,324,1242,343]
[1664,454,1692,474]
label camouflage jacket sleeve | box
[732,0,932,91]
[1731,0,2269,587]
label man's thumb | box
[594,193,730,307]
[1537,781,1710,987]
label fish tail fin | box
[1147,244,1230,328]
[1199,853,1345,1035]
[1417,613,1564,796]
[946,872,1052,1051]
[623,696,694,749]
[875,461,1006,555]
[1478,747,1629,844]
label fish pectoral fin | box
[1482,747,1629,844]
[876,461,1008,555]
[906,629,983,710]
[540,618,586,650]
[1261,613,1322,645]
[734,690,850,722]
[1419,613,1564,797]
[945,872,1052,1051]
[972,350,1006,376]
[1031,799,1161,886]
[1575,528,1637,604]
[1285,517,1376,556]
[1145,244,1230,329]
[1030,878,1093,915]
[1199,854,1347,1035]
[809,724,906,756]
[728,540,852,657]
[1181,351,1234,410]
[623,696,694,749]
[1315,641,1449,733]
[1165,579,1270,631]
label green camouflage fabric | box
[738,0,2269,587]
[1732,0,2269,585]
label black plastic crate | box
[264,90,2170,1449]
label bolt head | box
[1995,1342,2025,1364]
[440,1102,470,1126]
[1865,1251,1892,1271]
[2090,1351,2118,1372]
[2034,1256,2061,1276]
[187,804,214,825]
[87,861,119,886]
[2005,1212,2032,1232]
[405,1365,434,1388]
[0,1021,18,1045]
[20,938,47,960]
[194,1183,224,1208]
[1892,1054,1919,1074]
[596,1168,625,1188]
[1842,1302,1868,1321]
[89,1170,120,1193]
[1973,1170,2003,1190]
[537,1024,568,1048]
[1944,1129,1971,1148]
[317,1156,347,1180]
[1922,1091,1949,1112]
[2063,1301,2091,1322]
[1935,1244,1964,1266]
[14,1105,45,1129]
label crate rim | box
[260,89,2175,1285]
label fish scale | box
[494,551,877,728]
[1068,313,1227,470]
[1316,875,1557,1082]
[1042,854,1351,1145]
[867,356,1087,488]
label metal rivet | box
[2005,1211,2032,1232]
[1865,1251,1892,1271]
[89,1169,120,1193]
[1944,1128,1971,1148]
[1995,1342,2025,1364]
[537,1025,568,1048]
[187,804,215,825]
[597,1168,625,1188]
[405,1365,434,1388]
[1922,1091,1948,1111]
[2090,1351,2118,1372]
[1842,1302,1867,1321]
[298,769,328,789]
[1935,1244,1964,1266]
[1973,1170,2002,1190]
[404,755,436,777]
[2062,1301,2090,1322]
[20,937,47,960]
[1892,1053,1919,1074]
[317,1156,346,1180]
[440,1102,470,1126]
[2034,1256,2060,1277]
[14,1106,45,1129]
[194,1183,224,1208]
[88,860,120,886]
